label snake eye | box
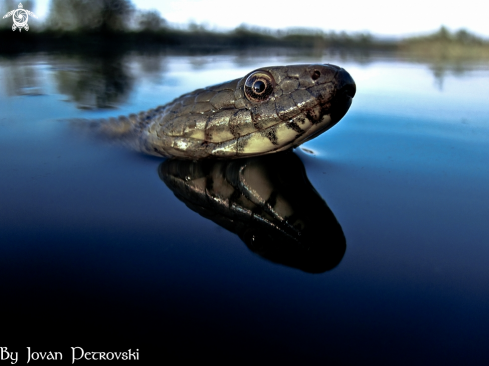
[244,71,275,102]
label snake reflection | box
[159,151,346,273]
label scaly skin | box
[100,64,356,159]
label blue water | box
[1,53,489,364]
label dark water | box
[1,52,489,364]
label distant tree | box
[454,29,482,45]
[98,0,134,32]
[47,0,134,32]
[137,9,166,31]
[54,56,134,109]
[434,25,450,41]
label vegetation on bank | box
[1,0,489,60]
[399,26,489,61]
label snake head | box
[133,63,356,159]
[232,64,356,156]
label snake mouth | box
[336,67,356,99]
[328,67,356,124]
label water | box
[1,52,489,364]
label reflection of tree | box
[160,151,346,273]
[430,64,447,90]
[3,58,42,96]
[428,61,471,91]
[54,56,134,109]
[47,0,134,32]
[231,48,375,70]
[133,54,167,84]
[399,26,489,89]
[189,57,212,70]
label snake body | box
[96,64,355,159]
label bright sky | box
[33,0,489,38]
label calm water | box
[1,52,489,364]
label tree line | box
[1,0,488,58]
[1,0,166,32]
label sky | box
[32,0,489,38]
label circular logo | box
[13,9,28,28]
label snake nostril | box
[311,70,321,80]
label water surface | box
[1,52,489,364]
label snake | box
[88,63,355,159]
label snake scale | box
[91,63,355,159]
